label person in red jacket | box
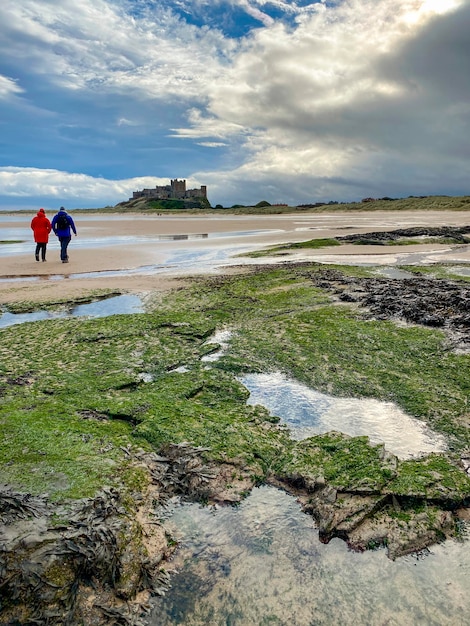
[30,208,52,262]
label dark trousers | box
[35,242,47,261]
[59,236,71,261]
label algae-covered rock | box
[280,432,398,493]
[0,477,175,625]
[270,432,470,560]
[347,506,455,560]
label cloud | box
[174,0,470,202]
[197,142,228,147]
[0,166,173,207]
[0,0,232,101]
[0,0,469,209]
[236,0,276,27]
[0,74,24,100]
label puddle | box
[138,372,155,383]
[151,485,470,625]
[450,266,470,278]
[70,294,143,317]
[0,294,143,328]
[240,372,447,459]
[0,247,254,284]
[376,267,415,279]
[201,330,233,362]
[0,310,57,328]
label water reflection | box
[0,294,143,328]
[71,294,143,317]
[240,371,447,459]
[0,247,251,284]
[0,229,275,258]
[152,486,470,625]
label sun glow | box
[403,0,462,24]
[421,0,461,13]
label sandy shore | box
[1,210,470,305]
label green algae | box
[280,433,395,492]
[1,262,469,509]
[243,238,340,257]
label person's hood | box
[37,208,47,217]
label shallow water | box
[451,266,470,277]
[0,246,256,284]
[201,329,233,362]
[376,267,415,279]
[240,371,447,459]
[151,486,470,626]
[0,294,143,328]
[0,227,277,258]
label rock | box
[0,468,176,625]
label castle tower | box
[170,179,186,198]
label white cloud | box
[236,0,275,26]
[117,117,140,127]
[197,141,228,147]
[0,75,24,99]
[0,166,171,205]
[173,0,470,202]
[0,0,233,100]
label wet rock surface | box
[303,267,470,350]
[275,469,464,561]
[335,225,470,244]
[0,483,168,625]
[1,438,469,623]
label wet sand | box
[1,210,470,305]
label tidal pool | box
[451,266,470,278]
[0,247,255,284]
[0,294,143,328]
[240,372,447,459]
[376,267,415,279]
[151,486,470,626]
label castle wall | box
[130,179,207,202]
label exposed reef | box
[1,254,470,624]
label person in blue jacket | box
[51,206,77,263]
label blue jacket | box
[51,210,77,238]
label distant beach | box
[1,209,470,305]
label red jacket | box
[31,210,52,243]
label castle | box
[131,179,207,202]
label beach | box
[1,209,470,305]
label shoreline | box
[1,209,470,306]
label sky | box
[0,0,469,210]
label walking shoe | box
[62,259,69,263]
[35,254,39,262]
